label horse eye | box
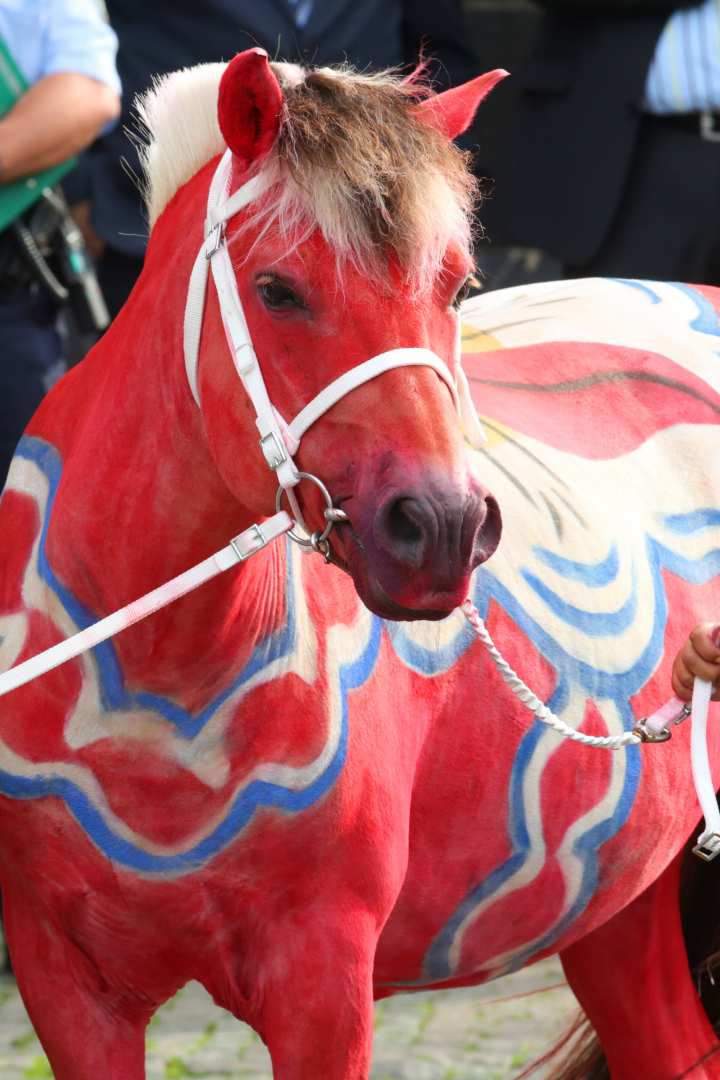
[257,275,305,312]
[451,277,473,310]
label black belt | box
[647,109,720,142]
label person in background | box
[482,0,720,286]
[74,0,479,318]
[0,0,120,489]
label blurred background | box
[459,0,556,289]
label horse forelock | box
[137,61,477,293]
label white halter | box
[182,149,486,494]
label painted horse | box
[0,48,719,1079]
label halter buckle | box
[694,834,720,862]
[230,523,268,561]
[260,431,288,470]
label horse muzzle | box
[333,476,502,621]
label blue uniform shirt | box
[0,0,120,92]
[645,0,720,113]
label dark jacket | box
[83,0,477,257]
[482,0,702,266]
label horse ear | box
[415,69,509,140]
[218,48,284,169]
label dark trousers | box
[0,290,62,490]
[573,114,720,284]
[97,247,144,320]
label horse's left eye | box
[257,275,305,312]
[451,277,473,310]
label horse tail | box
[514,1012,607,1080]
[518,835,720,1080]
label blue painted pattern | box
[533,544,620,587]
[24,437,299,738]
[383,520,720,984]
[0,436,382,875]
[613,280,720,340]
[421,521,719,981]
[664,508,720,535]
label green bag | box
[0,37,76,233]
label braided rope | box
[461,600,641,750]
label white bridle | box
[182,149,486,500]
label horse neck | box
[35,159,287,701]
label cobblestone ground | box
[0,957,580,1079]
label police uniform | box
[0,0,119,488]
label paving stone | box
[0,958,580,1078]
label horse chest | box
[0,462,416,888]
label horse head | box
[143,50,505,621]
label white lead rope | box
[0,511,292,701]
[461,599,642,750]
[461,599,718,861]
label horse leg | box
[560,849,719,1079]
[250,914,378,1079]
[4,891,149,1079]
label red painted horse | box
[0,49,719,1079]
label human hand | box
[672,623,720,702]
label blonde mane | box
[137,61,477,292]
[137,62,226,229]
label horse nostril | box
[387,500,423,546]
[368,482,501,583]
[376,497,430,567]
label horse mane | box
[137,61,478,292]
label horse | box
[0,46,719,1079]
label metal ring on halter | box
[275,472,342,551]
